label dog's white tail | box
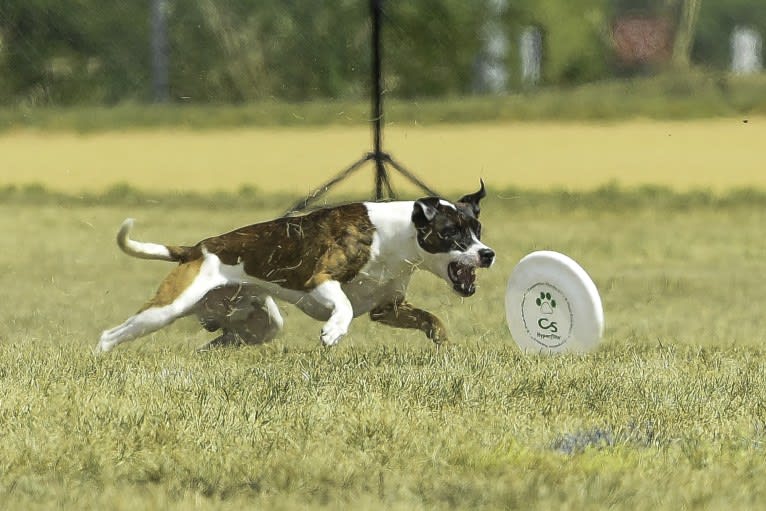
[117,218,189,262]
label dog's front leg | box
[308,280,353,346]
[369,299,448,344]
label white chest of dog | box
[97,183,494,352]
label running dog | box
[96,182,494,352]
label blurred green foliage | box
[2,73,765,131]
[0,0,764,105]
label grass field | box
[1,118,765,195]
[2,190,766,509]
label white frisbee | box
[505,251,604,354]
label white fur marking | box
[263,296,284,331]
[364,202,420,262]
[117,218,174,261]
[310,280,354,346]
[96,254,228,352]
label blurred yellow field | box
[2,118,763,195]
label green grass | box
[2,191,766,509]
[6,181,766,211]
[2,72,765,133]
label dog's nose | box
[479,248,495,268]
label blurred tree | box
[0,0,764,106]
[385,1,486,97]
[262,0,367,100]
[0,1,149,105]
[151,0,169,102]
[168,0,367,102]
[668,0,702,69]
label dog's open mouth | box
[448,262,476,297]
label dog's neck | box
[364,201,422,265]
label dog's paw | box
[94,338,113,354]
[426,325,449,345]
[320,321,347,346]
[423,318,448,345]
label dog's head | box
[411,180,495,297]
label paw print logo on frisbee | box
[506,251,604,354]
[536,292,556,314]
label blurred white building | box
[731,26,763,75]
[520,26,542,85]
[476,0,509,94]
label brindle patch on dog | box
[192,203,375,292]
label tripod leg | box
[375,158,396,200]
[381,168,395,199]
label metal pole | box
[370,0,387,199]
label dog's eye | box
[442,226,459,239]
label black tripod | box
[285,0,439,215]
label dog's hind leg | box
[96,254,228,353]
[369,299,448,344]
[196,296,284,352]
[239,296,284,344]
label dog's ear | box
[412,197,440,227]
[457,179,486,218]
